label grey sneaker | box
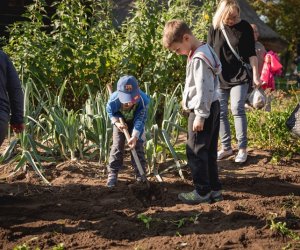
[217,149,233,160]
[106,172,118,188]
[178,190,211,205]
[210,190,223,202]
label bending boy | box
[163,20,223,204]
[106,75,150,187]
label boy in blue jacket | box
[106,75,150,187]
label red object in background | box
[261,51,282,90]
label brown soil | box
[0,146,300,250]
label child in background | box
[163,20,223,204]
[251,24,266,76]
[260,51,282,111]
[251,24,282,111]
[260,51,282,91]
[106,75,150,187]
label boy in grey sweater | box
[163,20,223,204]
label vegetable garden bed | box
[0,147,299,250]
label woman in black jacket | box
[207,0,261,163]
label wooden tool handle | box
[119,118,150,187]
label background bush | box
[3,0,215,109]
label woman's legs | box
[218,84,249,162]
[230,83,249,150]
[218,88,232,151]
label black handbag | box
[286,104,300,137]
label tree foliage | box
[250,0,300,53]
[2,0,216,109]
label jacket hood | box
[192,43,222,75]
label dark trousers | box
[0,119,8,147]
[107,121,146,176]
[186,101,222,195]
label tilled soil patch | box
[0,149,299,249]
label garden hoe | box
[119,118,151,189]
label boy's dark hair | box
[162,19,192,49]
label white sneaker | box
[217,149,233,160]
[235,149,247,163]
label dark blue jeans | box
[186,101,222,196]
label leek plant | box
[161,84,185,145]
[82,85,112,164]
[160,84,187,179]
[42,79,84,161]
[49,107,82,161]
[145,85,187,180]
[145,90,163,179]
[0,78,51,184]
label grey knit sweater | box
[183,43,222,122]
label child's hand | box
[265,54,271,63]
[128,136,138,149]
[193,119,204,132]
[115,122,128,131]
[181,100,185,109]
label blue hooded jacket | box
[106,90,150,140]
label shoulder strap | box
[196,52,220,76]
[197,52,214,68]
[191,44,217,68]
[192,45,221,76]
[207,45,222,69]
[220,23,244,64]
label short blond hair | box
[162,19,192,48]
[212,0,240,29]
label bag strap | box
[220,23,245,65]
[207,44,222,69]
